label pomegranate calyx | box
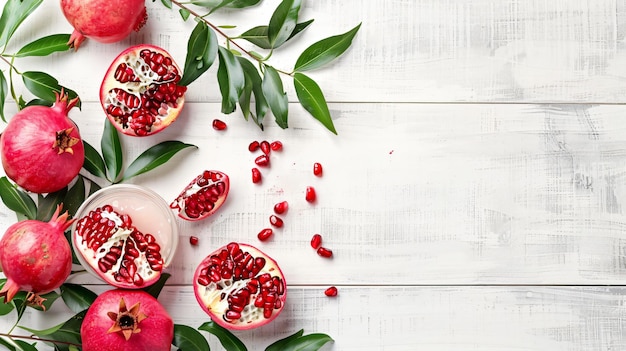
[25,292,48,310]
[49,204,75,232]
[0,279,20,303]
[107,298,148,340]
[67,30,87,50]
[54,128,80,154]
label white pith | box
[199,278,266,325]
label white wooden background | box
[2,0,626,350]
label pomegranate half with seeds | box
[100,44,186,136]
[170,170,230,221]
[193,242,286,330]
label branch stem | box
[0,332,82,348]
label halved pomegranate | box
[193,242,286,330]
[73,205,165,289]
[170,170,229,221]
[100,44,186,136]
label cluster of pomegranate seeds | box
[248,140,283,183]
[212,119,227,130]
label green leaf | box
[242,20,314,49]
[87,178,101,196]
[21,71,81,107]
[0,281,14,316]
[173,324,211,351]
[294,23,361,72]
[102,119,123,182]
[20,310,85,351]
[226,0,261,8]
[0,177,37,219]
[265,329,304,351]
[0,0,43,48]
[179,8,191,21]
[208,0,236,14]
[60,284,97,313]
[13,340,38,351]
[279,333,334,351]
[63,176,86,217]
[179,22,218,87]
[261,65,288,128]
[0,70,7,122]
[161,0,173,9]
[217,46,245,114]
[122,141,197,181]
[14,34,71,57]
[190,0,260,8]
[0,337,17,351]
[199,321,247,351]
[293,72,336,134]
[65,228,81,265]
[142,272,171,299]
[267,0,302,48]
[36,188,68,221]
[237,58,268,127]
[82,141,107,179]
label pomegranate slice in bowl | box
[72,185,178,289]
[100,44,186,136]
[193,242,286,330]
[170,170,230,221]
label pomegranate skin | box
[81,289,174,351]
[60,0,147,48]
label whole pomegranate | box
[0,91,84,194]
[0,205,73,306]
[60,0,147,49]
[170,170,230,221]
[193,242,287,330]
[81,289,173,351]
[100,44,187,136]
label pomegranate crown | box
[49,204,75,232]
[53,88,80,113]
[107,298,148,340]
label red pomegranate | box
[170,170,230,221]
[81,289,173,351]
[100,44,187,136]
[60,0,147,49]
[193,242,286,330]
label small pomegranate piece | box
[190,236,199,246]
[260,141,271,155]
[252,168,262,184]
[212,119,227,130]
[73,205,165,289]
[248,141,260,152]
[170,170,230,221]
[193,242,286,330]
[305,186,317,202]
[310,234,322,249]
[324,286,338,297]
[255,154,270,167]
[81,289,173,351]
[270,141,283,151]
[313,162,323,176]
[100,44,186,136]
[273,201,288,214]
[317,247,333,258]
[257,228,273,242]
[269,215,283,228]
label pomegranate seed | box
[317,247,333,258]
[305,186,316,202]
[310,234,322,249]
[313,162,323,176]
[260,140,271,155]
[270,141,283,151]
[190,236,199,246]
[255,154,270,167]
[269,215,284,228]
[257,228,273,241]
[212,119,227,130]
[324,286,338,297]
[252,168,262,183]
[273,201,288,214]
[248,140,260,152]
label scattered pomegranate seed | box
[310,234,322,249]
[252,168,262,183]
[273,201,288,214]
[317,247,333,258]
[189,236,199,246]
[248,140,260,152]
[305,186,316,202]
[257,228,273,241]
[260,140,271,155]
[313,162,323,176]
[212,119,227,130]
[269,215,284,228]
[270,141,283,151]
[324,286,338,297]
[255,154,270,167]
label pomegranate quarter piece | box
[170,170,230,221]
[100,44,186,136]
[193,242,286,330]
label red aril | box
[190,236,199,246]
[270,141,283,151]
[257,228,273,242]
[317,247,333,258]
[81,289,173,351]
[170,170,230,221]
[100,44,186,136]
[193,242,286,330]
[0,90,84,193]
[212,119,227,130]
[269,215,283,228]
[305,186,317,203]
[252,168,262,184]
[313,162,323,176]
[255,154,270,167]
[260,141,271,155]
[248,141,260,152]
[73,205,165,289]
[310,234,322,250]
[324,286,338,297]
[273,201,288,214]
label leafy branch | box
[157,0,361,134]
